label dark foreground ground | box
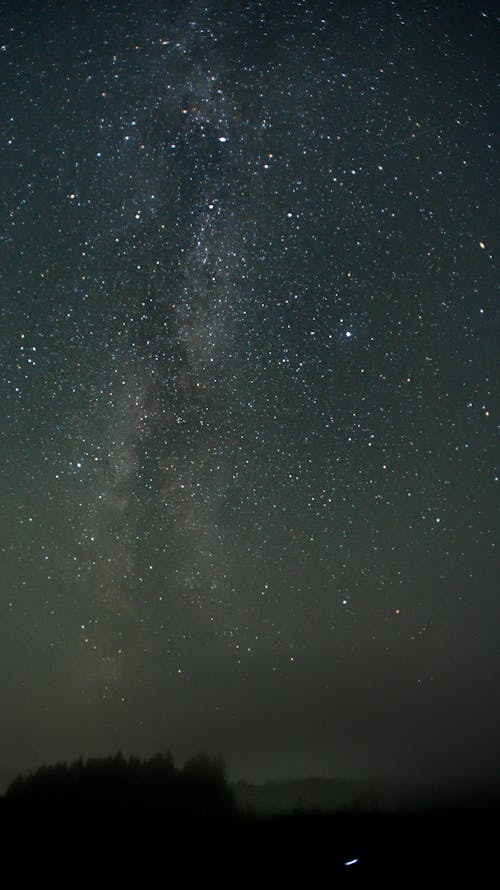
[1,799,497,886]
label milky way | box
[0,0,498,787]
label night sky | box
[1,0,498,792]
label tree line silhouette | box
[4,751,236,819]
[2,751,496,884]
